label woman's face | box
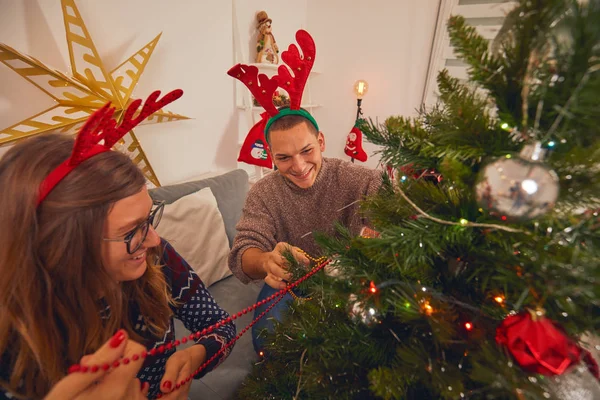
[101,186,161,282]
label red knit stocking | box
[344,125,367,162]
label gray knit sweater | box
[228,157,381,283]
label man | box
[227,108,381,352]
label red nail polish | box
[109,329,126,348]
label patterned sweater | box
[0,240,235,400]
[228,157,381,283]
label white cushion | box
[156,187,232,286]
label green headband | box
[264,108,319,143]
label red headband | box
[37,89,183,207]
[227,30,317,168]
[227,29,316,117]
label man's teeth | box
[132,253,145,260]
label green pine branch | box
[239,1,600,398]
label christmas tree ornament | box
[344,125,368,162]
[495,309,599,378]
[0,0,189,187]
[324,258,345,278]
[545,364,600,400]
[360,226,380,238]
[398,164,443,183]
[475,142,559,221]
[348,294,380,326]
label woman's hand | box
[159,345,207,399]
[44,330,149,400]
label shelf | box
[237,104,322,111]
[245,62,322,75]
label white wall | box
[0,0,237,185]
[307,0,440,169]
[0,0,439,183]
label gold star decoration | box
[0,0,189,186]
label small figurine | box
[256,11,279,64]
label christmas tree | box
[237,0,600,398]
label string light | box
[494,295,505,304]
[404,302,411,309]
[464,322,473,331]
[459,218,469,226]
[258,350,265,358]
[547,141,556,148]
[505,154,512,159]
[369,281,378,294]
[501,122,510,130]
[421,300,434,316]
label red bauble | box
[496,310,599,379]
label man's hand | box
[262,242,310,289]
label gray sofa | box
[150,169,262,399]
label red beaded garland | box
[65,258,330,400]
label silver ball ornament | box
[475,143,559,221]
[348,294,380,326]
[545,364,600,400]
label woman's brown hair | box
[0,133,172,398]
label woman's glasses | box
[103,200,165,254]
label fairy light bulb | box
[494,295,505,304]
[369,281,378,294]
[422,301,433,316]
[464,322,473,331]
[353,80,369,99]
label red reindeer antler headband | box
[37,89,183,206]
[227,30,318,145]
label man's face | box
[268,121,325,189]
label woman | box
[0,92,235,399]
